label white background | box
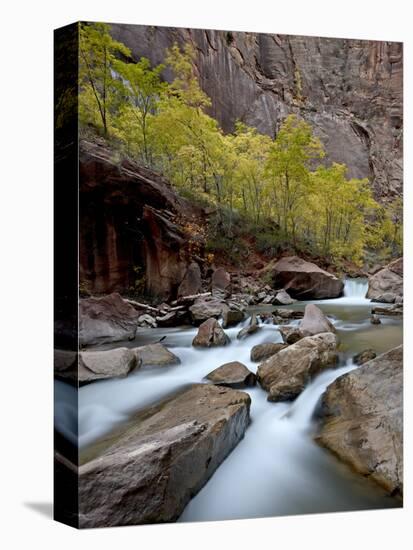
[0,0,410,548]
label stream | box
[54,278,402,520]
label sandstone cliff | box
[110,24,402,200]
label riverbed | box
[54,279,402,520]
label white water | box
[54,278,399,518]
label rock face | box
[110,26,402,200]
[367,258,403,303]
[250,342,287,362]
[267,256,344,300]
[192,318,230,347]
[78,348,138,383]
[300,304,336,335]
[206,361,256,388]
[316,346,403,496]
[177,262,202,298]
[133,343,180,367]
[257,332,338,401]
[78,384,251,527]
[79,293,140,346]
[79,139,203,299]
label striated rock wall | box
[110,24,403,200]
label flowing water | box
[54,279,402,520]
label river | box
[54,278,402,520]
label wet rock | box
[177,262,202,298]
[250,342,288,362]
[137,314,157,328]
[370,314,381,325]
[273,308,304,320]
[78,348,138,383]
[278,326,305,344]
[257,332,338,402]
[133,343,180,367]
[221,303,245,328]
[371,304,403,317]
[353,348,377,365]
[237,314,260,339]
[300,304,336,335]
[316,346,403,496]
[189,296,226,324]
[192,318,230,347]
[206,361,256,388]
[78,384,251,527]
[156,310,189,327]
[267,256,344,300]
[79,293,140,346]
[211,267,232,297]
[273,289,295,305]
[367,258,403,302]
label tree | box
[79,22,130,135]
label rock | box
[316,346,403,496]
[221,303,245,328]
[370,314,381,325]
[211,267,232,297]
[177,262,202,298]
[155,310,188,327]
[137,314,157,328]
[273,289,295,305]
[371,304,403,317]
[367,258,403,302]
[250,342,288,362]
[278,326,305,345]
[192,318,230,347]
[237,314,260,339]
[353,349,377,365]
[78,348,138,383]
[300,304,336,335]
[54,349,78,381]
[189,296,226,324]
[395,296,403,304]
[273,308,304,320]
[267,256,344,299]
[257,332,338,402]
[133,343,180,367]
[206,361,256,388]
[78,384,251,527]
[261,294,275,304]
[79,293,140,346]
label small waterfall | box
[344,278,368,299]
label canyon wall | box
[110,24,403,200]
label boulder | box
[206,361,256,388]
[353,348,377,365]
[300,304,336,335]
[367,258,403,302]
[316,346,403,497]
[221,303,245,328]
[79,293,140,347]
[257,332,338,402]
[273,289,296,305]
[192,318,230,347]
[237,314,260,339]
[273,308,304,321]
[267,256,344,299]
[78,348,138,383]
[77,384,251,527]
[278,326,305,345]
[177,262,202,298]
[371,304,403,317]
[250,342,288,362]
[133,343,180,367]
[137,314,157,328]
[189,296,226,324]
[211,267,232,297]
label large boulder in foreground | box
[267,256,344,299]
[367,258,403,303]
[79,293,140,347]
[133,343,180,367]
[206,361,256,388]
[316,346,403,497]
[78,384,251,527]
[257,332,338,402]
[78,348,138,383]
[192,318,230,347]
[300,304,336,335]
